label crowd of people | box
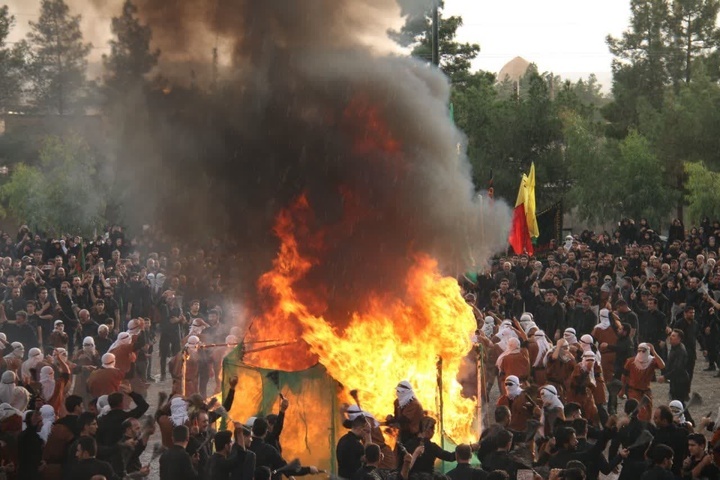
[440,217,720,480]
[0,216,718,480]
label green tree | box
[685,161,720,223]
[563,113,618,224]
[667,0,720,85]
[615,130,676,225]
[390,1,480,85]
[0,6,28,112]
[103,0,159,97]
[26,0,92,114]
[0,134,108,235]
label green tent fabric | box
[222,346,344,473]
[221,346,480,474]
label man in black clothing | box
[68,436,119,480]
[600,322,634,414]
[650,406,689,477]
[18,409,44,480]
[683,433,719,480]
[481,429,526,480]
[230,423,256,480]
[570,418,626,480]
[616,300,639,346]
[205,430,236,480]
[610,400,650,480]
[671,306,699,382]
[266,395,289,454]
[573,296,597,337]
[533,288,565,340]
[159,425,200,480]
[96,389,149,446]
[639,298,667,356]
[640,444,675,480]
[446,444,487,480]
[336,415,369,479]
[352,443,388,480]
[658,329,690,402]
[251,416,318,480]
[1,310,39,350]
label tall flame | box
[247,193,479,442]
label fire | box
[247,194,479,443]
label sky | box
[443,0,633,90]
[6,0,633,90]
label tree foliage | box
[0,7,28,112]
[103,0,160,97]
[390,1,480,85]
[26,0,92,114]
[0,135,108,235]
[685,161,720,223]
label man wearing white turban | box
[622,342,664,422]
[529,330,552,385]
[544,338,576,397]
[20,347,44,383]
[497,375,539,433]
[108,331,136,375]
[0,371,30,411]
[3,342,24,375]
[38,404,55,443]
[86,352,125,398]
[496,326,530,396]
[392,380,424,443]
[593,308,620,383]
[169,335,201,396]
[539,385,565,436]
[567,350,605,424]
[72,336,100,403]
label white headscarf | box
[39,404,55,442]
[0,403,20,421]
[396,380,416,408]
[669,400,687,425]
[533,330,552,367]
[5,342,23,360]
[581,350,597,386]
[634,343,654,370]
[540,385,564,409]
[185,335,201,351]
[82,337,96,355]
[346,404,380,427]
[564,328,578,345]
[170,397,189,426]
[0,333,6,350]
[580,334,601,363]
[597,309,612,330]
[504,375,523,399]
[539,384,564,436]
[496,337,522,370]
[0,371,15,405]
[109,332,132,352]
[39,366,55,400]
[523,322,538,334]
[101,353,116,368]
[126,319,141,336]
[495,327,515,351]
[482,316,495,338]
[544,339,572,366]
[225,335,238,345]
[189,319,207,337]
[21,348,43,381]
[97,395,111,417]
[10,385,29,411]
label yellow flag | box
[526,163,539,238]
[514,174,528,208]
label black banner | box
[535,201,563,250]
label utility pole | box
[432,3,440,67]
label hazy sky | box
[7,0,633,89]
[443,0,632,89]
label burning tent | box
[101,0,511,470]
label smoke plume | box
[104,0,510,314]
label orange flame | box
[247,194,479,443]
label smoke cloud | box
[15,0,511,314]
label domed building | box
[498,56,531,83]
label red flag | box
[509,204,534,255]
